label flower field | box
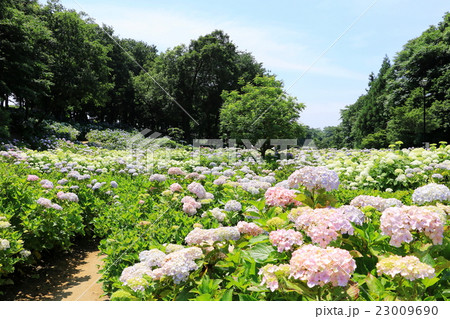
[0,137,449,301]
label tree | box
[97,27,158,125]
[219,75,305,157]
[41,3,112,121]
[385,12,450,146]
[134,30,265,138]
[0,0,53,113]
[336,12,450,148]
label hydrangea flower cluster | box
[110,181,118,188]
[376,255,435,280]
[0,238,10,250]
[289,245,356,287]
[139,249,166,268]
[169,183,183,192]
[213,176,228,186]
[187,182,207,199]
[184,226,240,245]
[236,221,264,236]
[67,171,90,180]
[119,247,204,290]
[0,217,11,228]
[336,205,365,225]
[209,208,226,222]
[287,166,339,191]
[380,206,444,246]
[181,196,202,216]
[264,187,300,207]
[40,179,54,189]
[164,244,185,254]
[168,167,185,175]
[56,191,79,202]
[119,262,154,292]
[266,217,285,228]
[294,208,354,247]
[36,197,62,210]
[240,180,271,194]
[27,174,40,181]
[269,229,303,252]
[350,195,403,212]
[224,200,242,212]
[92,182,106,190]
[259,264,290,292]
[20,249,31,257]
[149,174,166,182]
[412,183,450,205]
[154,247,203,284]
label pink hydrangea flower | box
[168,167,185,175]
[287,166,339,191]
[380,206,444,247]
[169,183,183,192]
[186,172,200,179]
[27,175,40,182]
[264,187,301,207]
[289,245,356,287]
[185,226,240,245]
[213,176,228,186]
[57,191,79,202]
[237,221,264,236]
[181,196,202,216]
[294,208,354,248]
[36,197,53,208]
[258,264,290,292]
[40,179,54,189]
[350,195,403,212]
[187,182,207,199]
[269,229,303,252]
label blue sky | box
[53,0,449,129]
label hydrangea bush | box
[0,137,448,300]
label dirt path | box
[3,240,108,301]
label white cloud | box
[81,5,364,82]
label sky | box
[51,0,449,129]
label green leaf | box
[238,294,258,301]
[194,293,212,301]
[365,273,384,297]
[349,250,363,258]
[245,243,276,263]
[422,277,439,288]
[110,289,139,301]
[421,253,436,267]
[249,234,269,245]
[220,289,233,301]
[294,194,314,207]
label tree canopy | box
[0,1,269,140]
[220,75,305,156]
[322,12,450,149]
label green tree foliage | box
[219,75,305,156]
[385,13,450,145]
[134,30,265,138]
[41,4,112,121]
[1,1,303,142]
[337,12,450,149]
[0,0,53,111]
[99,28,158,125]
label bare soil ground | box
[2,239,107,301]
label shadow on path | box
[2,239,107,301]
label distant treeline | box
[0,0,266,139]
[308,12,450,148]
[1,1,449,148]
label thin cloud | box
[82,5,364,82]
